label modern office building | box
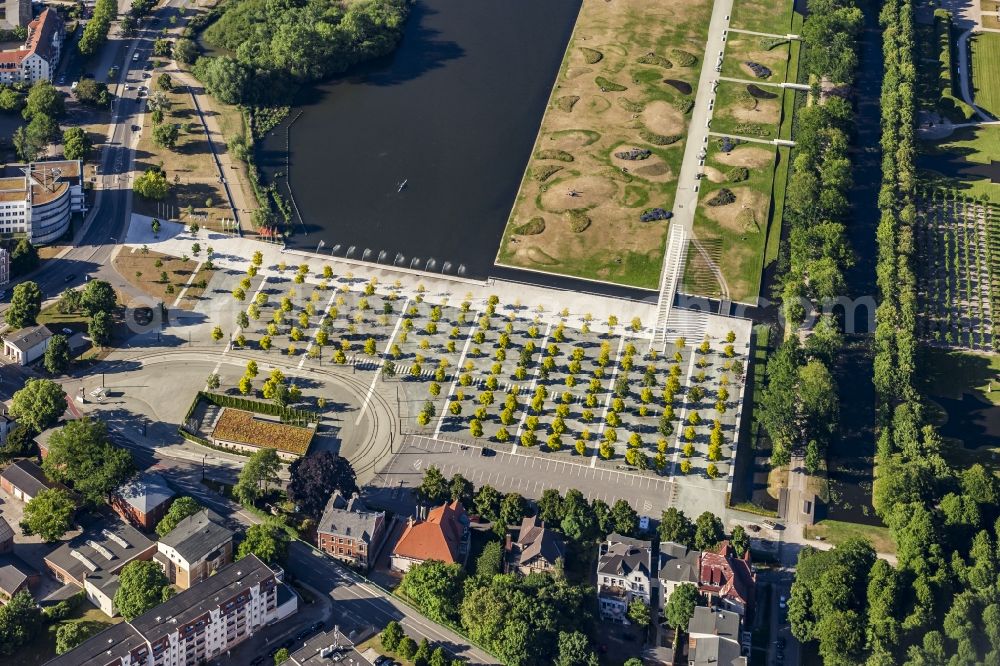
[0,160,85,244]
[44,555,296,666]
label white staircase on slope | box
[651,224,689,352]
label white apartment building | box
[596,533,653,624]
[45,554,298,666]
[0,8,63,85]
[0,160,85,244]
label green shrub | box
[734,122,770,137]
[639,129,682,145]
[535,149,574,162]
[670,49,697,66]
[554,95,580,112]
[567,210,591,232]
[513,217,545,235]
[596,76,627,92]
[636,53,672,68]
[706,188,736,207]
[757,37,789,50]
[580,47,603,64]
[726,166,749,182]
[736,207,759,232]
[618,98,645,113]
[533,165,564,181]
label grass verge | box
[803,519,896,556]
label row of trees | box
[194,0,410,106]
[79,0,118,56]
[379,621,462,666]
[792,1,1000,664]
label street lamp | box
[316,240,325,254]
[202,453,207,480]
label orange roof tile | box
[392,501,468,564]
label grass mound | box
[554,95,580,112]
[670,49,697,67]
[618,98,645,113]
[671,96,695,114]
[535,149,575,162]
[736,208,759,232]
[737,90,758,110]
[726,166,750,182]
[533,165,564,181]
[526,247,558,265]
[596,76,627,92]
[636,52,673,68]
[639,129,682,145]
[580,47,604,64]
[707,188,736,207]
[621,184,649,208]
[550,129,602,146]
[567,210,592,232]
[514,217,546,235]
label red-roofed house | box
[0,9,63,85]
[698,541,756,620]
[390,501,470,573]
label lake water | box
[258,0,582,280]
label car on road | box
[778,595,787,609]
[132,125,140,131]
[763,519,778,529]
[61,328,73,335]
[310,621,323,633]
[374,657,392,666]
[250,657,266,666]
[295,628,311,641]
[63,274,75,283]
[132,53,140,62]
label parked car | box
[480,446,495,457]
[63,274,75,283]
[778,595,787,609]
[61,328,73,335]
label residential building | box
[0,247,9,290]
[113,473,177,531]
[390,501,470,573]
[0,0,30,30]
[658,540,700,604]
[44,514,157,616]
[0,9,63,84]
[0,516,38,605]
[2,324,52,365]
[504,514,566,576]
[0,458,66,501]
[686,606,747,666]
[44,554,297,666]
[699,541,756,620]
[656,540,757,620]
[0,160,85,244]
[596,533,653,624]
[316,491,386,570]
[155,509,233,590]
[281,629,376,666]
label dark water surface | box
[258,0,582,280]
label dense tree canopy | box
[5,280,41,328]
[10,378,65,433]
[42,418,135,504]
[114,560,170,621]
[155,496,203,538]
[234,448,281,505]
[237,522,288,563]
[287,451,358,518]
[20,488,75,542]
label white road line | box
[432,310,482,437]
[356,298,410,426]
[669,348,700,475]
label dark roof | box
[1,459,61,497]
[3,324,52,352]
[0,553,35,595]
[43,622,146,666]
[597,534,652,579]
[0,517,13,544]
[45,555,277,666]
[44,514,154,584]
[508,515,565,568]
[658,541,700,583]
[284,630,374,666]
[688,606,741,640]
[690,635,746,666]
[317,491,384,543]
[115,473,175,514]
[128,554,273,643]
[158,509,233,563]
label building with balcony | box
[44,554,297,666]
[0,9,63,84]
[0,160,85,244]
[155,509,233,590]
[316,491,386,570]
[596,533,652,624]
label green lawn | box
[919,347,1000,406]
[803,520,896,556]
[921,124,1000,203]
[730,0,794,35]
[971,31,1000,118]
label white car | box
[779,595,787,609]
[62,328,73,335]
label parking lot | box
[368,434,724,517]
